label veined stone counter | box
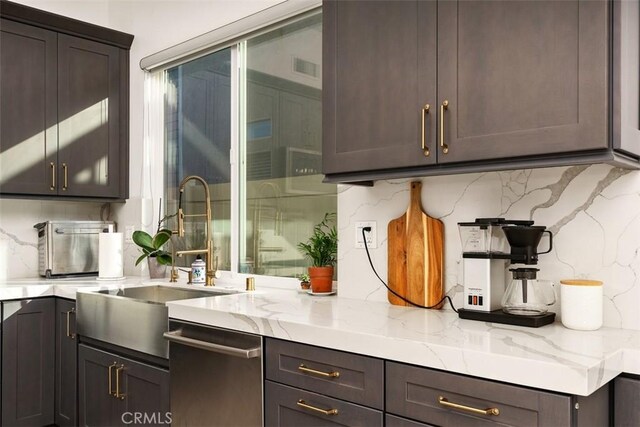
[167,289,640,397]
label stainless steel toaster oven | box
[34,221,115,278]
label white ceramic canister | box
[560,279,603,330]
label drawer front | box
[265,338,383,409]
[386,361,572,426]
[265,380,383,427]
[386,414,435,427]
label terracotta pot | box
[309,266,334,293]
[147,257,167,279]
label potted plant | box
[133,204,176,278]
[297,273,311,291]
[297,213,337,293]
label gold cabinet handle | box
[296,399,338,416]
[421,103,430,157]
[65,308,76,339]
[115,364,126,400]
[62,163,68,191]
[438,396,500,416]
[108,362,117,396]
[298,363,340,378]
[440,100,449,154]
[50,162,56,190]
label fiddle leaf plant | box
[133,228,173,266]
[297,213,338,267]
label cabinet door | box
[57,34,121,197]
[2,298,55,427]
[78,344,120,426]
[0,19,58,195]
[615,376,640,427]
[78,344,170,427]
[323,0,437,175]
[437,0,609,163]
[55,299,77,427]
[118,356,170,425]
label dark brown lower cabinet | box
[386,361,609,427]
[1,298,55,427]
[386,414,434,427]
[78,344,170,427]
[55,298,77,426]
[614,375,640,426]
[265,381,383,427]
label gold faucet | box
[174,175,217,286]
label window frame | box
[143,6,326,289]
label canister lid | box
[560,279,603,286]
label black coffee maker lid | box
[458,218,535,228]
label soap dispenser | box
[191,255,206,284]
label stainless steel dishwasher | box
[164,320,263,426]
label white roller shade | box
[139,0,321,71]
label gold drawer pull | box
[65,308,75,339]
[438,396,499,416]
[115,364,126,400]
[50,162,56,190]
[298,363,340,378]
[62,163,68,191]
[108,362,117,396]
[296,399,338,416]
[421,103,430,157]
[440,100,449,154]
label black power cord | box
[361,227,458,313]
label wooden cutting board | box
[387,181,444,307]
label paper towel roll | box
[99,232,124,279]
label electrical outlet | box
[355,221,377,249]
[125,226,135,243]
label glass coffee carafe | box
[502,268,556,315]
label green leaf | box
[156,253,172,265]
[132,231,154,252]
[152,229,172,249]
[134,253,147,266]
[297,212,338,267]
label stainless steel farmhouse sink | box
[77,285,235,358]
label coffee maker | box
[457,218,556,327]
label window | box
[163,10,335,280]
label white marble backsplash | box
[0,199,110,279]
[337,164,640,331]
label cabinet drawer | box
[265,338,383,409]
[265,380,383,427]
[386,414,434,427]
[386,361,572,426]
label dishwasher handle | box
[164,329,261,359]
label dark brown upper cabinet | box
[323,0,640,183]
[0,0,133,199]
[0,19,58,195]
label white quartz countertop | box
[2,279,639,396]
[166,289,640,397]
[0,277,148,300]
